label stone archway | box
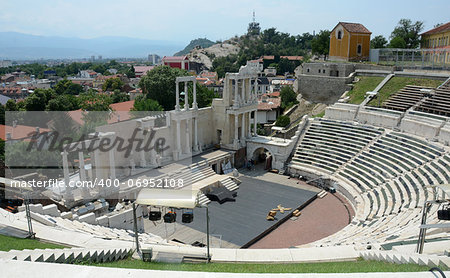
[251,147,274,170]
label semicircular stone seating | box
[289,118,450,248]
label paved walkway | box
[1,259,446,278]
[250,192,354,248]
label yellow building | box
[421,22,450,65]
[329,22,371,61]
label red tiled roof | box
[199,71,217,78]
[268,91,280,97]
[280,56,303,61]
[134,66,155,73]
[421,22,450,36]
[337,22,371,34]
[261,55,275,60]
[162,56,188,62]
[95,74,121,81]
[0,124,51,141]
[258,97,281,111]
[68,100,135,125]
[110,100,134,111]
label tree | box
[91,64,107,75]
[138,66,188,110]
[102,77,124,92]
[111,90,130,103]
[5,99,18,111]
[280,86,298,109]
[24,89,54,111]
[389,36,407,48]
[126,65,136,78]
[187,84,218,108]
[131,95,163,112]
[371,35,388,48]
[275,115,290,127]
[46,94,80,111]
[0,105,4,125]
[311,30,330,59]
[390,19,424,48]
[79,90,112,111]
[276,58,300,74]
[54,79,83,95]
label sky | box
[1,0,449,44]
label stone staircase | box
[359,249,450,269]
[197,192,211,206]
[219,177,239,191]
[0,247,130,264]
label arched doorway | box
[251,147,273,170]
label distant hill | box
[0,32,185,60]
[174,38,215,56]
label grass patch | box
[85,257,431,273]
[367,77,443,107]
[312,111,325,118]
[347,76,385,104]
[0,234,65,252]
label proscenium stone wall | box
[297,75,353,104]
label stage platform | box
[144,173,317,248]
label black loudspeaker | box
[182,211,194,223]
[163,211,177,223]
[149,211,161,221]
[437,209,450,220]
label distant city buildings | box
[148,54,161,65]
[0,60,12,68]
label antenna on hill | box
[253,10,256,23]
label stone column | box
[242,78,246,104]
[184,82,189,110]
[240,113,245,143]
[253,110,257,136]
[193,117,199,152]
[247,112,252,138]
[109,148,116,180]
[176,119,181,155]
[254,78,258,100]
[94,149,101,179]
[78,151,86,181]
[175,81,180,111]
[193,80,198,109]
[150,129,157,166]
[139,129,147,167]
[233,78,238,108]
[185,119,191,154]
[62,151,70,187]
[233,114,239,145]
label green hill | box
[174,38,215,56]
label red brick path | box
[249,192,354,248]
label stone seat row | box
[0,247,130,264]
[416,87,450,117]
[383,85,433,112]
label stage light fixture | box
[182,210,194,223]
[163,210,177,223]
[437,208,450,221]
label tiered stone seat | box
[0,247,130,264]
[289,119,450,249]
[416,87,450,117]
[291,119,382,174]
[383,85,433,111]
